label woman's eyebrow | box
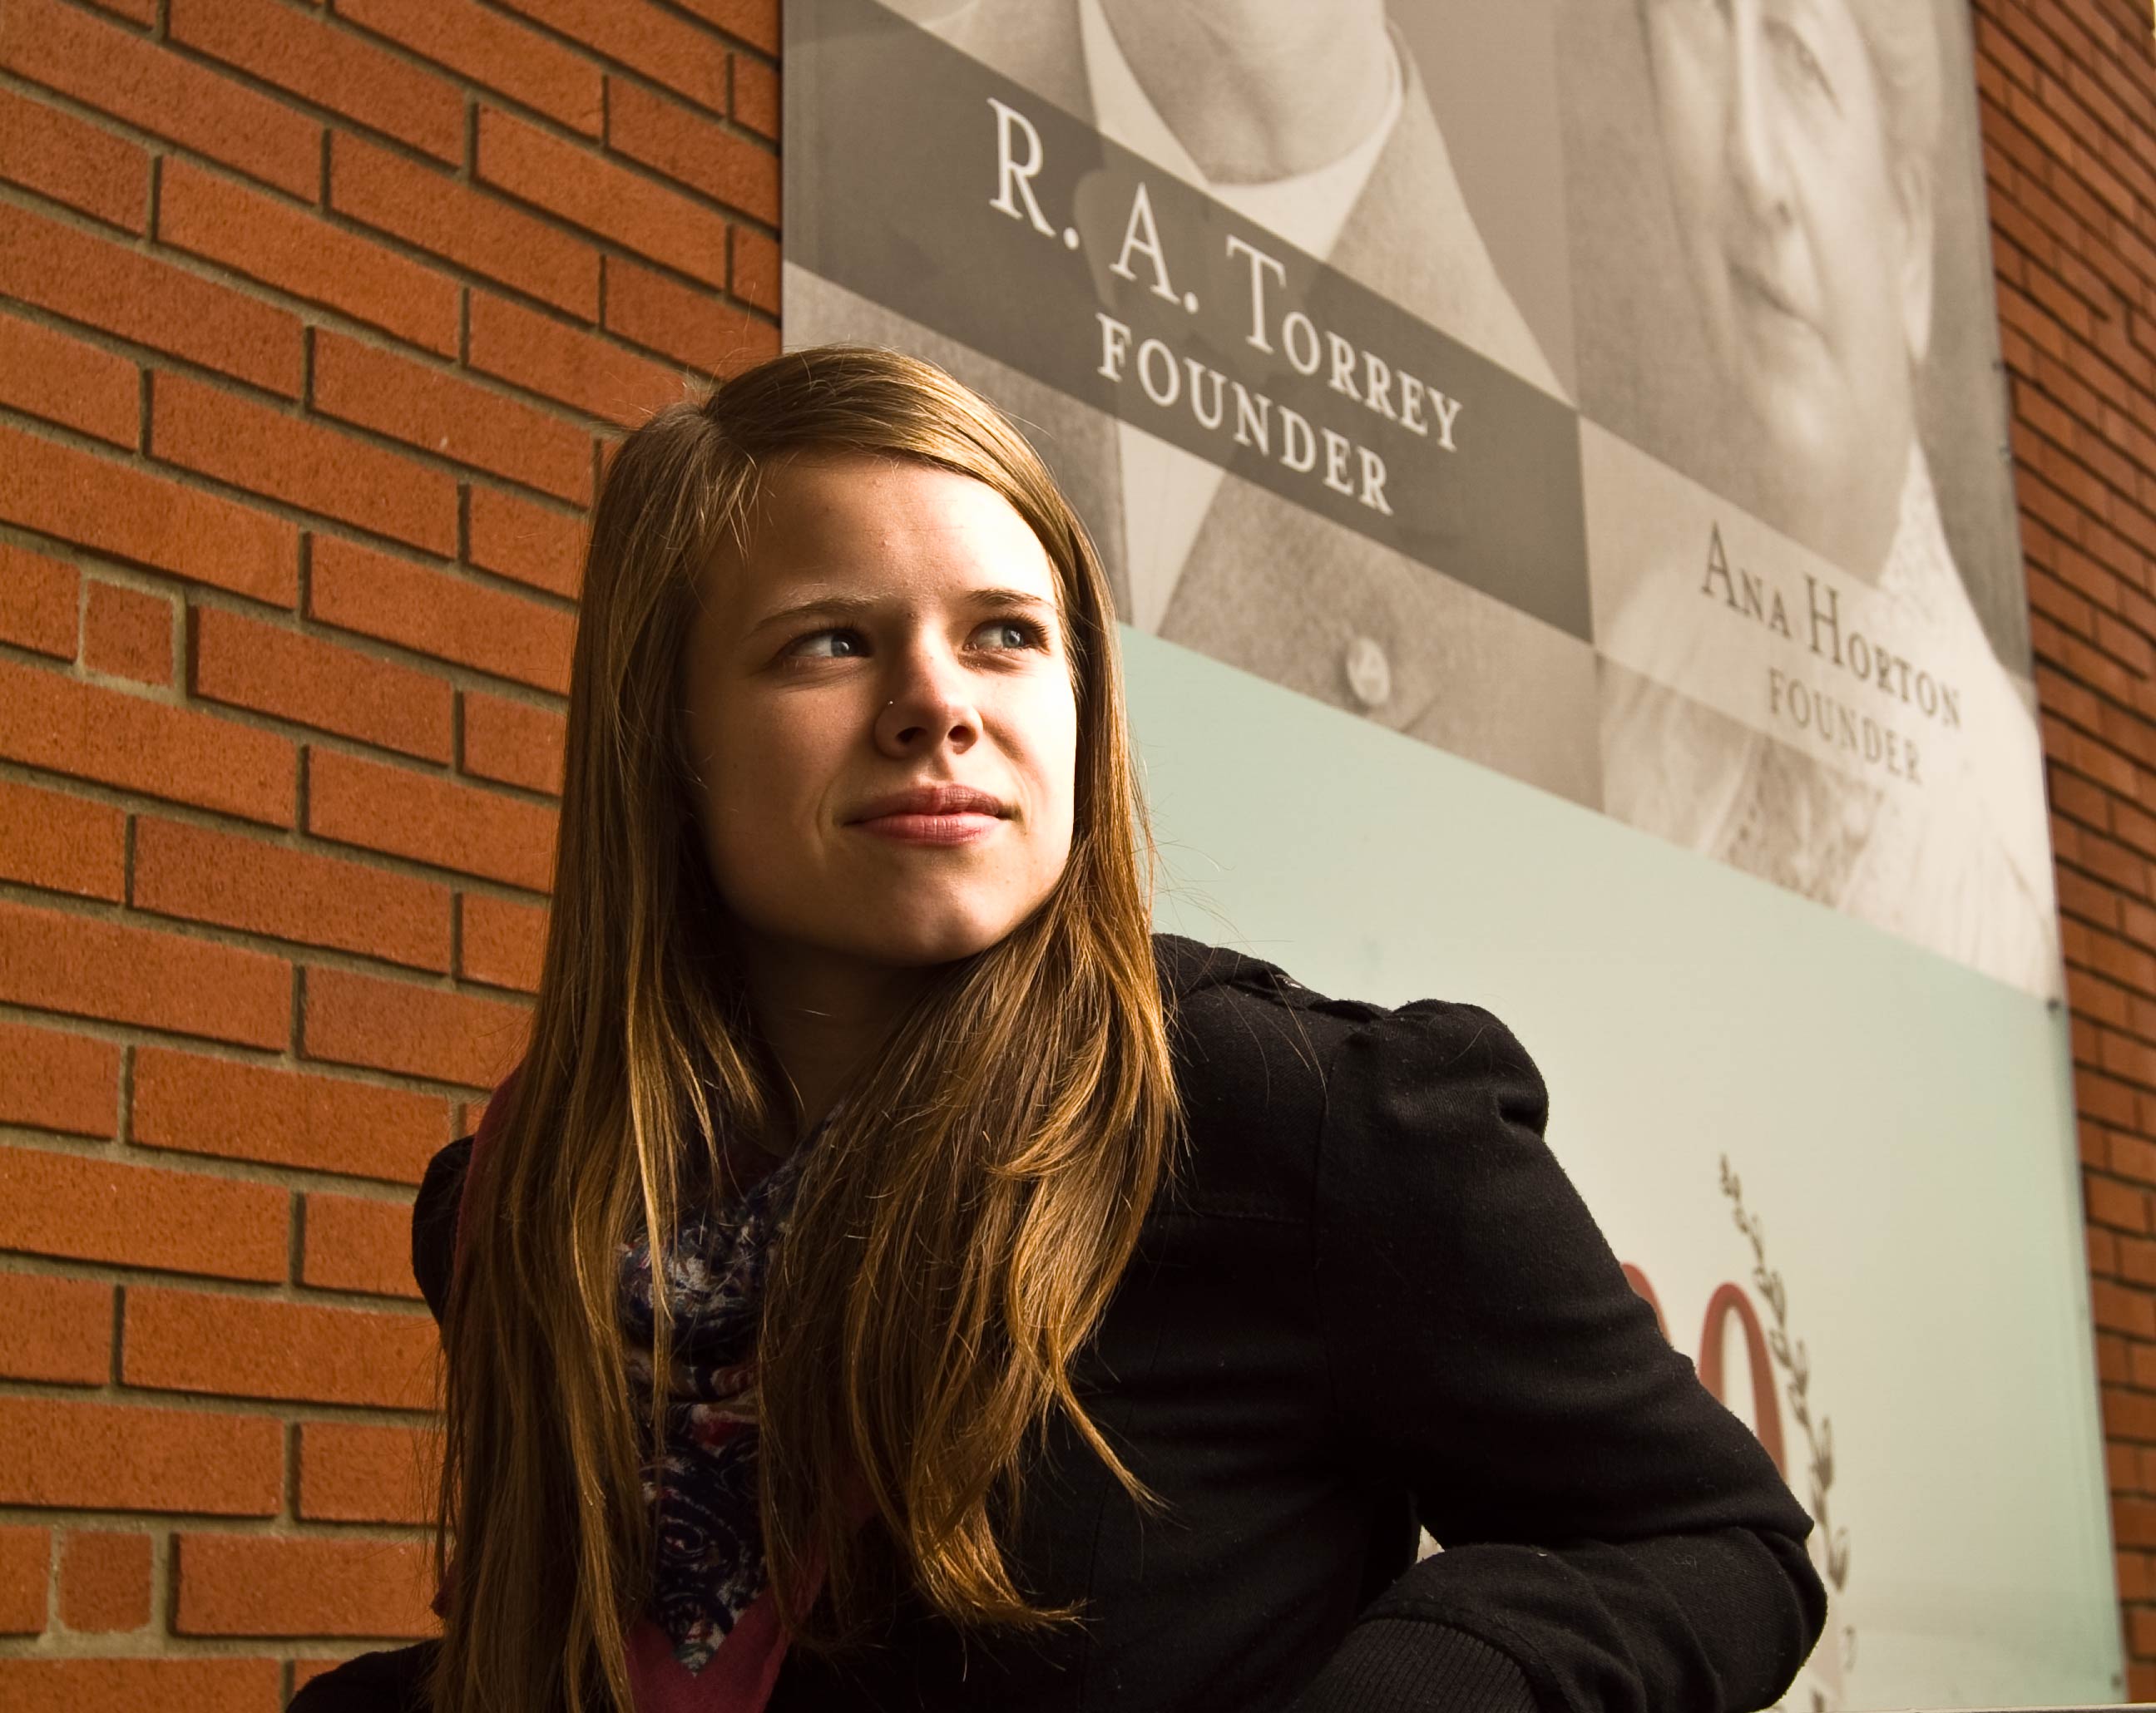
[961,587,1060,615]
[748,588,1057,636]
[747,593,882,637]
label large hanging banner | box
[784,0,2119,1704]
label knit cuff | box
[1286,1617,1540,1713]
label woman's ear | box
[1894,155,1936,373]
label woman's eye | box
[789,628,867,660]
[1765,18,1835,107]
[975,618,1046,651]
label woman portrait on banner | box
[291,346,1823,1713]
[1581,0,2059,993]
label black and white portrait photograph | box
[1560,0,2057,993]
[790,0,1603,807]
[789,0,2058,991]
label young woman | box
[296,346,1823,1713]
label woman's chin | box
[858,915,1024,970]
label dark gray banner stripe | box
[788,0,1590,640]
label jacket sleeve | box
[1292,1003,1826,1713]
[410,1136,472,1326]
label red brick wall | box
[0,0,776,1701]
[1976,0,2156,1697]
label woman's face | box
[680,452,1080,978]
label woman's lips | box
[847,784,1008,844]
[852,811,1002,847]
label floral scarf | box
[617,1140,810,1676]
[460,1073,821,1711]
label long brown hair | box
[430,347,1178,1713]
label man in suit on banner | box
[917,0,1600,805]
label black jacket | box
[374,934,1824,1713]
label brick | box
[460,892,548,993]
[606,77,778,225]
[132,1046,448,1185]
[134,815,451,973]
[190,604,452,763]
[2086,922,2156,993]
[0,1395,282,1513]
[0,1660,280,1713]
[734,55,777,141]
[0,1272,111,1384]
[732,225,779,317]
[2118,1132,2156,1185]
[0,656,295,827]
[0,1019,120,1138]
[309,748,557,892]
[156,160,458,358]
[0,776,125,905]
[493,0,727,113]
[0,203,301,397]
[0,425,297,606]
[2069,965,2131,1032]
[462,690,566,795]
[2124,1497,2156,1554]
[0,1525,46,1634]
[477,107,730,289]
[60,1530,151,1632]
[304,964,531,1090]
[2095,1180,2156,1232]
[0,0,319,199]
[313,332,594,505]
[2095,1276,2156,1339]
[2052,763,2121,836]
[2108,1382,2156,1444]
[0,312,138,447]
[0,85,149,230]
[334,0,603,136]
[329,132,601,320]
[467,290,687,427]
[2125,1240,2156,1297]
[0,899,290,1053]
[0,542,76,658]
[467,485,586,598]
[176,1534,435,1639]
[82,580,171,684]
[678,0,776,54]
[0,1526,49,1641]
[124,1286,437,1409]
[299,1420,439,1524]
[170,0,462,162]
[310,537,576,693]
[303,1190,422,1298]
[0,1145,288,1281]
[152,371,457,555]
[604,255,776,374]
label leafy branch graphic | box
[1720,1156,1851,1597]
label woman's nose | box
[1726,3,1793,225]
[874,648,981,757]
